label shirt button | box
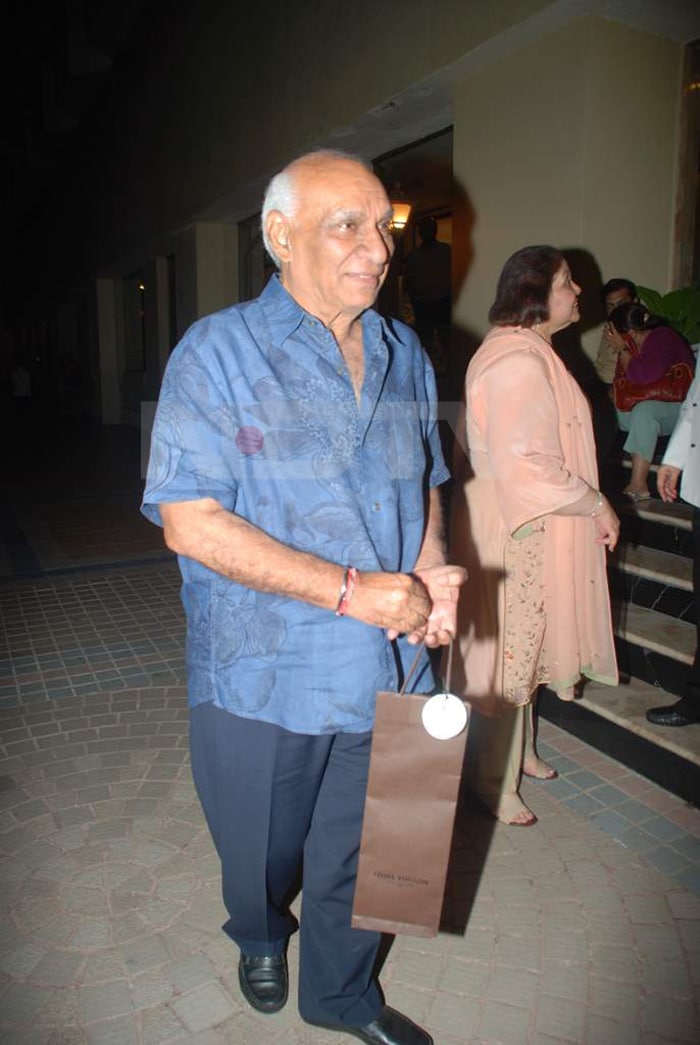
[373,502,381,511]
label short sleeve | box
[142,324,243,525]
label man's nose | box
[363,226,393,264]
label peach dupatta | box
[449,326,617,711]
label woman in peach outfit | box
[449,246,619,825]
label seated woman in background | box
[609,302,695,501]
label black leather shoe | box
[304,1005,433,1044]
[238,952,288,1014]
[646,701,700,727]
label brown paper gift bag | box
[351,645,470,938]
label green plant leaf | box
[637,286,663,314]
[636,285,700,344]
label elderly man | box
[142,149,464,1045]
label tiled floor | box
[536,721,700,895]
[1,421,699,1042]
[0,564,185,705]
[1,686,699,1044]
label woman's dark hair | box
[488,245,565,327]
[608,301,666,335]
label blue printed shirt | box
[142,275,449,734]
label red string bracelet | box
[335,567,358,616]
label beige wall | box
[70,0,552,276]
[70,4,691,423]
[452,15,684,358]
[581,19,682,293]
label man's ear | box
[265,211,292,263]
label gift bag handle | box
[400,641,453,696]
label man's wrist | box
[335,567,359,616]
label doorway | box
[373,128,454,386]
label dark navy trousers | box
[189,701,383,1026]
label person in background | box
[449,245,619,826]
[143,149,465,1045]
[609,302,695,501]
[403,216,451,375]
[589,278,639,479]
[594,278,639,387]
[646,372,700,726]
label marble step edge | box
[574,676,700,769]
[615,498,692,532]
[613,601,694,665]
[609,543,693,591]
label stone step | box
[584,461,698,799]
[610,543,692,591]
[612,499,693,559]
[614,601,694,665]
[613,601,694,700]
[578,676,700,763]
[617,497,693,532]
[539,676,699,803]
[610,573,694,635]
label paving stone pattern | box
[0,564,185,707]
[1,425,700,1041]
[0,686,699,1044]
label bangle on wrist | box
[335,566,358,616]
[590,491,605,517]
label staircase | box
[540,458,700,805]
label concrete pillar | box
[194,221,239,319]
[154,255,172,377]
[173,220,240,335]
[95,277,122,424]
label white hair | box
[261,170,298,267]
[260,149,372,268]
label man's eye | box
[338,221,356,232]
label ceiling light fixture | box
[389,183,412,232]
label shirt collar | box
[259,272,383,343]
[258,273,307,340]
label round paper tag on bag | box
[421,692,469,740]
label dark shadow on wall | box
[436,177,483,478]
[555,247,618,477]
[553,247,604,390]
